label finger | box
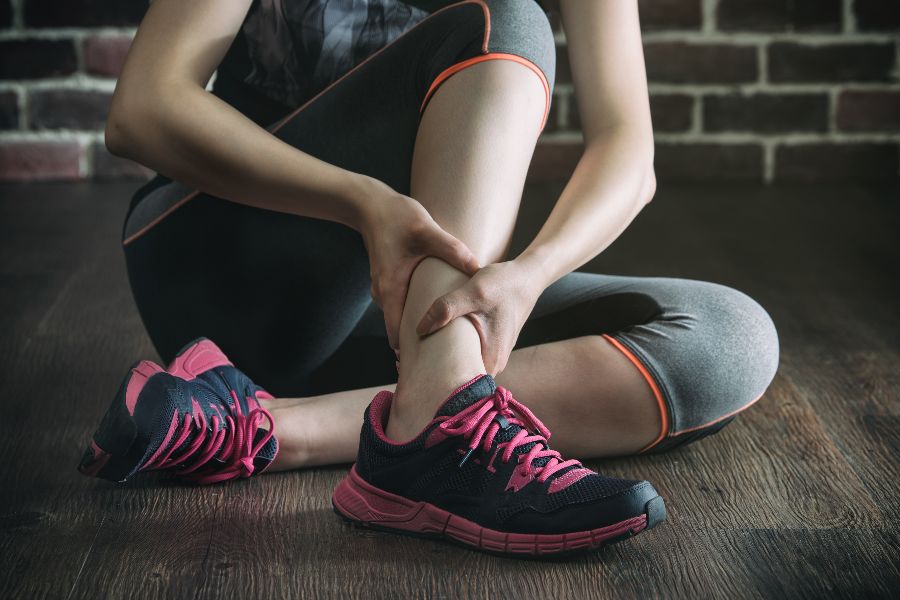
[416,289,474,336]
[426,228,481,275]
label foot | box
[78,338,278,484]
[332,374,666,557]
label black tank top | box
[213,0,460,126]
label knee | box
[688,282,780,417]
[482,0,557,93]
[718,284,780,396]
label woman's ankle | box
[388,366,485,441]
[265,405,310,471]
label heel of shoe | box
[78,360,163,482]
[332,466,440,532]
[168,338,232,380]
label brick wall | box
[1,0,898,183]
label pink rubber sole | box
[332,466,649,556]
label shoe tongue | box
[435,374,497,417]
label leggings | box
[121,0,779,453]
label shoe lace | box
[438,386,582,484]
[141,388,275,485]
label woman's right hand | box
[357,177,481,352]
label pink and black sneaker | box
[333,374,665,557]
[78,338,278,484]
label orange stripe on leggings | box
[419,53,552,132]
[122,0,491,247]
[601,334,669,453]
[672,391,765,435]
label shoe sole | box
[77,360,164,482]
[332,465,666,558]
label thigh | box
[121,0,553,396]
[518,272,780,451]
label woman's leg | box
[268,334,659,469]
[385,58,550,440]
[267,273,780,471]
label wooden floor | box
[1,181,898,599]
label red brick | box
[0,90,18,129]
[28,89,112,130]
[769,42,895,83]
[84,35,133,78]
[836,90,900,132]
[704,93,828,133]
[717,0,841,31]
[854,0,900,31]
[527,141,584,181]
[0,39,77,80]
[644,42,758,84]
[24,0,146,27]
[650,94,694,132]
[0,141,82,181]
[775,143,899,181]
[655,143,763,180]
[92,142,153,181]
[639,0,702,31]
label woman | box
[78,0,779,557]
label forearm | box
[517,128,655,288]
[106,83,376,230]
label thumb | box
[416,287,476,337]
[426,227,480,275]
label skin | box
[107,0,661,468]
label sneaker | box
[77,339,278,484]
[164,338,275,404]
[332,374,665,557]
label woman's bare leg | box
[266,335,659,470]
[266,59,659,469]
[386,59,546,440]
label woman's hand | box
[415,260,544,376]
[358,178,481,351]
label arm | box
[516,0,656,287]
[107,0,371,228]
[109,0,479,348]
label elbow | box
[104,91,155,159]
[104,113,132,158]
[104,100,140,159]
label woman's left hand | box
[415,260,544,376]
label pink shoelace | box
[438,386,582,484]
[141,389,275,485]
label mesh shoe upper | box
[354,374,657,535]
[128,365,278,484]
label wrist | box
[341,173,390,233]
[515,245,559,291]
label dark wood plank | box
[1,181,898,599]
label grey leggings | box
[120,0,779,453]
